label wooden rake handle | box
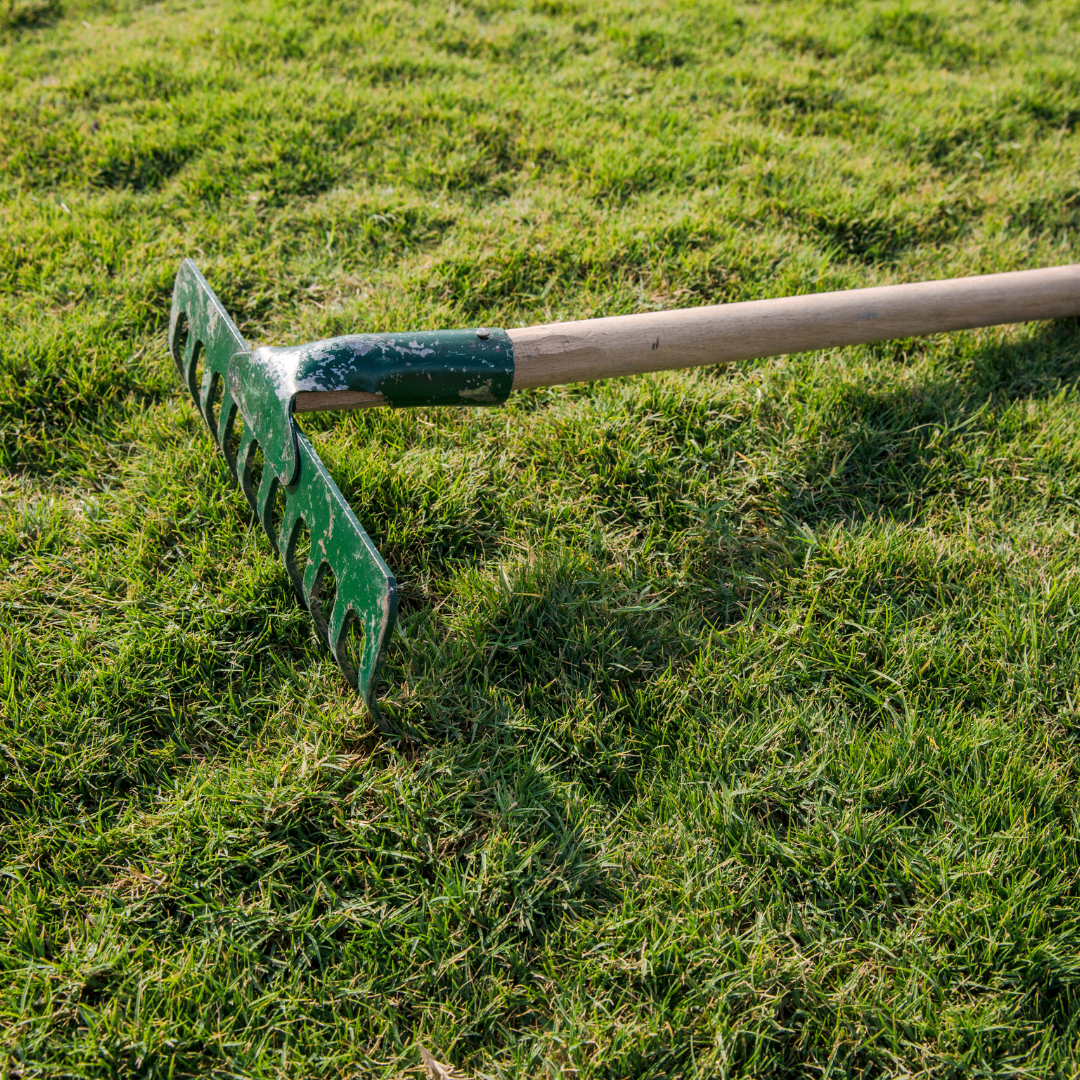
[289,264,1080,413]
[506,265,1080,390]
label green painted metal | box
[228,329,514,487]
[256,327,515,408]
[171,258,441,725]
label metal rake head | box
[168,262,400,723]
[168,260,514,724]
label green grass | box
[3,0,1080,1075]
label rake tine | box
[236,423,261,512]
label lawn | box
[3,0,1080,1075]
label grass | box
[3,0,1080,1075]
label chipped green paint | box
[228,328,514,486]
[265,327,515,408]
[169,258,518,716]
[169,259,411,724]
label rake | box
[169,259,1080,725]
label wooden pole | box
[507,264,1080,390]
[291,264,1080,411]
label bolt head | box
[476,328,490,339]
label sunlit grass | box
[2,0,1080,1075]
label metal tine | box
[174,317,202,401]
[168,312,186,381]
[198,370,215,429]
[218,402,241,480]
[329,602,363,690]
[306,561,334,645]
[200,372,229,451]
[187,345,204,404]
[182,334,226,453]
[237,425,261,511]
[281,507,309,603]
[302,555,324,607]
[255,471,281,550]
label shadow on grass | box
[0,0,62,33]
[782,317,1080,532]
[364,317,1080,743]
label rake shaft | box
[508,264,1080,389]
[293,264,1080,412]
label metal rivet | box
[476,328,490,339]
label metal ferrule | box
[283,329,515,406]
[229,330,514,486]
